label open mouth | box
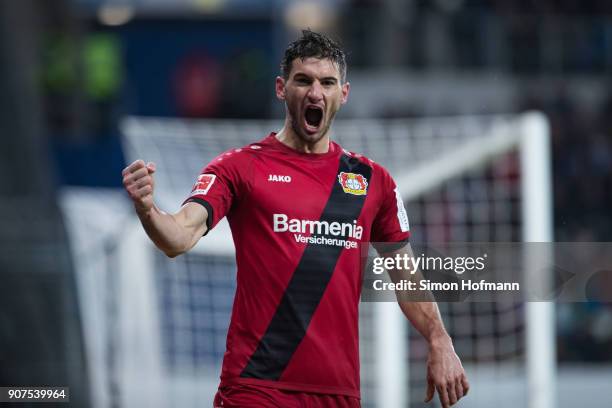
[304,106,323,131]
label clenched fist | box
[122,160,156,214]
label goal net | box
[60,112,554,408]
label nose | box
[307,81,323,102]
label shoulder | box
[338,148,398,199]
[206,140,266,169]
[198,141,268,194]
[340,148,391,179]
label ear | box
[341,81,350,105]
[275,76,286,101]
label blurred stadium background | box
[1,0,611,407]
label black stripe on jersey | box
[240,154,371,380]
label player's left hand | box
[424,335,469,407]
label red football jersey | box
[184,133,410,398]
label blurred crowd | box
[524,90,612,362]
[346,0,612,73]
[418,0,612,15]
[523,91,612,242]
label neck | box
[276,118,330,154]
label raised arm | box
[385,243,469,408]
[122,159,208,257]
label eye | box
[322,80,336,87]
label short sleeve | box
[183,150,251,233]
[371,168,410,253]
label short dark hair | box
[281,29,347,82]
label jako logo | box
[268,174,291,182]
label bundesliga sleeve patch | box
[338,172,368,195]
[191,174,216,195]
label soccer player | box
[122,30,468,408]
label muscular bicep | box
[381,243,415,283]
[174,201,209,249]
[380,243,435,303]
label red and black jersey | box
[184,133,410,398]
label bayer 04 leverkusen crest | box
[338,172,368,195]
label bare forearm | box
[136,205,193,257]
[382,243,468,406]
[398,301,451,346]
[384,244,451,345]
[123,160,207,257]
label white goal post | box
[60,112,554,408]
